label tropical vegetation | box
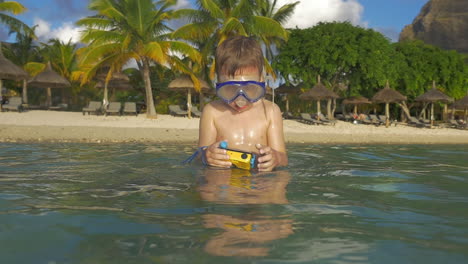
[0,1,467,120]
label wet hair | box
[215,36,264,78]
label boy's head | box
[215,36,265,112]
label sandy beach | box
[0,110,467,144]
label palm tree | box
[76,0,201,118]
[24,39,77,105]
[3,28,40,104]
[172,0,289,79]
[253,0,299,63]
[0,0,34,36]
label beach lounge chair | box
[358,114,376,125]
[378,115,397,126]
[369,114,384,126]
[169,105,188,117]
[123,102,138,116]
[316,112,336,125]
[282,111,297,119]
[105,102,122,116]
[447,119,466,129]
[299,113,325,125]
[2,96,23,112]
[408,116,430,128]
[191,105,202,117]
[82,101,102,115]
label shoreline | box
[0,110,467,144]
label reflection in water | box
[197,168,293,257]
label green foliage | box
[394,40,468,100]
[274,22,397,98]
[274,21,468,113]
[0,1,34,36]
[172,0,291,79]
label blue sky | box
[1,0,429,43]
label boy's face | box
[217,68,263,112]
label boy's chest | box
[215,113,269,144]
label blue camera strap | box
[182,146,208,165]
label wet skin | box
[198,69,288,171]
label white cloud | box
[276,0,366,29]
[33,17,83,43]
[173,0,192,9]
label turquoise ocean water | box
[0,143,467,264]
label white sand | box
[0,110,467,144]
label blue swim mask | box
[216,81,266,103]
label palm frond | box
[220,17,247,36]
[172,22,217,41]
[75,17,113,29]
[0,1,26,15]
[250,15,288,39]
[199,0,225,20]
[272,2,299,24]
[144,42,168,65]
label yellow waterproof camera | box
[220,141,258,170]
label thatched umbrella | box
[342,96,371,115]
[95,79,132,98]
[0,45,28,106]
[28,62,71,107]
[299,76,339,119]
[453,94,468,123]
[168,75,210,118]
[415,81,453,128]
[275,83,302,112]
[372,80,406,127]
[96,69,130,107]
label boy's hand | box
[255,144,279,172]
[204,141,232,168]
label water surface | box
[0,143,467,263]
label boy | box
[198,36,288,172]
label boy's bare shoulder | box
[202,100,226,115]
[262,100,282,114]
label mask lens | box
[242,84,264,100]
[217,84,241,101]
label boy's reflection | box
[197,169,293,257]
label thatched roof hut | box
[372,81,406,103]
[453,95,468,108]
[28,62,71,89]
[168,75,212,118]
[299,81,338,100]
[299,76,339,119]
[275,83,301,94]
[168,75,210,93]
[28,62,70,107]
[372,81,406,127]
[0,46,28,81]
[415,82,453,103]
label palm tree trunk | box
[326,99,332,119]
[22,80,28,104]
[385,102,390,128]
[331,98,337,118]
[316,100,321,120]
[142,58,157,118]
[46,87,52,107]
[187,88,192,119]
[0,80,3,111]
[430,102,434,128]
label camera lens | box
[241,153,248,159]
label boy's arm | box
[198,104,231,168]
[257,103,288,171]
[268,103,288,166]
[198,104,217,148]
